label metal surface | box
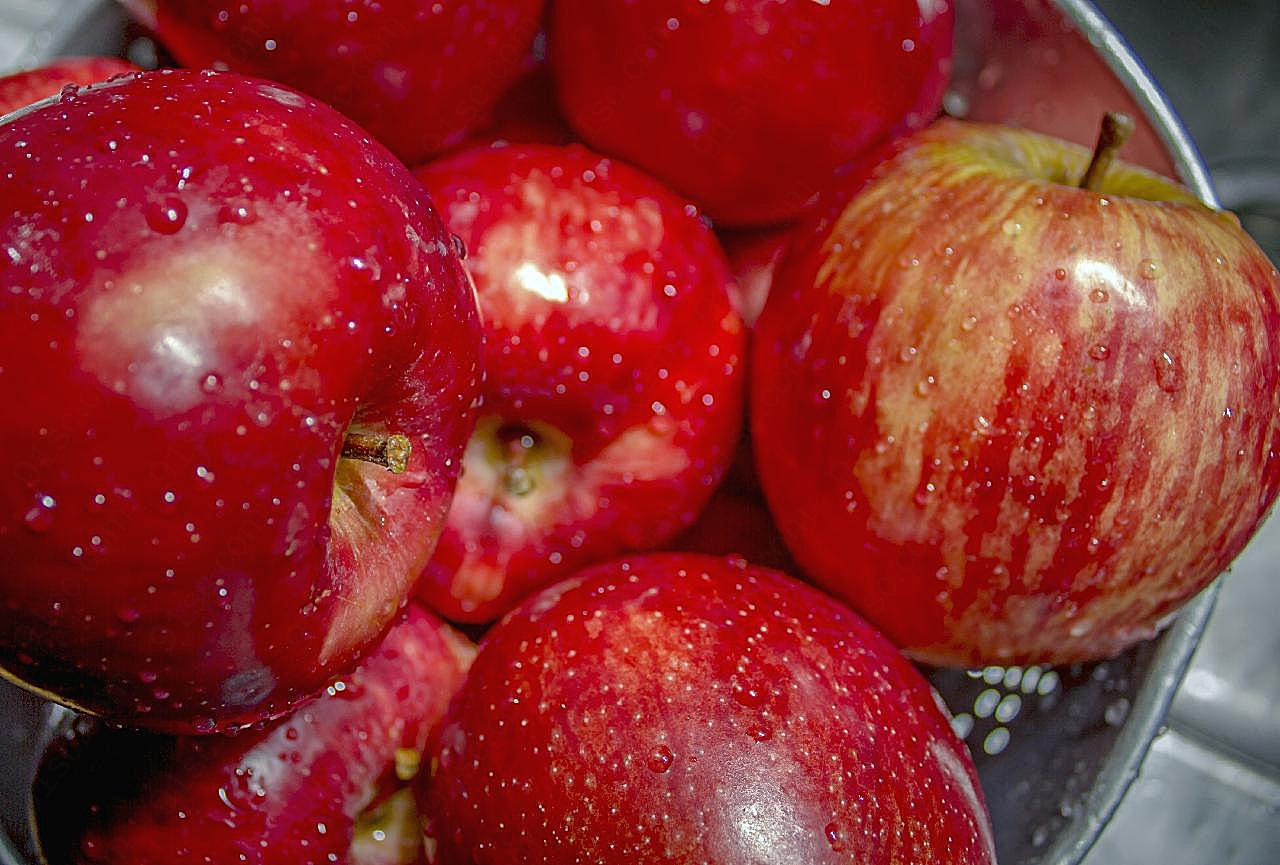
[0,1,1249,863]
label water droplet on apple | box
[23,493,56,532]
[139,669,157,684]
[732,678,766,707]
[746,722,772,742]
[1089,288,1109,303]
[825,821,846,852]
[218,203,257,225]
[200,372,224,393]
[1088,344,1110,361]
[1054,268,1067,281]
[961,314,978,332]
[1001,219,1023,237]
[450,233,468,260]
[1138,259,1161,280]
[116,606,142,624]
[145,197,187,234]
[646,744,674,773]
[1153,350,1184,393]
[194,717,217,733]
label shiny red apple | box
[34,604,473,865]
[0,69,482,732]
[752,117,1280,666]
[410,143,746,623]
[550,0,953,227]
[420,553,997,864]
[0,57,137,115]
[118,0,545,164]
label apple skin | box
[410,143,746,623]
[752,118,1280,666]
[550,0,953,227]
[120,0,545,165]
[420,553,996,864]
[719,224,794,330]
[34,604,473,865]
[0,57,138,116]
[0,69,482,732]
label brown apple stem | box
[1079,111,1136,192]
[342,432,412,474]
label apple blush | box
[752,116,1280,666]
[34,604,474,865]
[411,143,746,623]
[420,553,997,865]
[119,0,546,165]
[550,0,954,227]
[0,69,482,732]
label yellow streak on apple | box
[814,120,1280,662]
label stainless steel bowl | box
[0,1,1223,863]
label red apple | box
[119,0,545,165]
[752,116,1280,666]
[410,143,746,623]
[0,69,482,732]
[0,57,138,116]
[550,0,953,227]
[420,553,997,864]
[34,604,473,865]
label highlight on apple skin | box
[752,117,1280,667]
[0,69,483,733]
[420,553,997,865]
[411,143,746,624]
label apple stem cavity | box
[342,432,412,474]
[497,422,541,496]
[1079,111,1136,192]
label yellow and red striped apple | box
[752,117,1280,666]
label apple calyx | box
[342,432,412,474]
[1079,111,1136,192]
[481,417,571,497]
[350,787,423,865]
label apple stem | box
[342,432,412,474]
[1079,111,1136,192]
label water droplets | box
[645,744,673,773]
[218,202,257,225]
[1088,344,1110,361]
[145,197,188,234]
[1138,259,1161,281]
[1152,350,1184,393]
[1088,288,1109,304]
[200,372,224,394]
[23,493,56,532]
[824,821,846,852]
